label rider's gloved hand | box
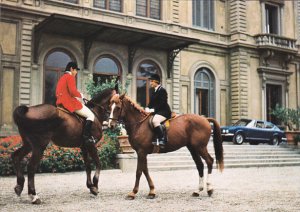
[80,93,84,99]
[145,107,150,113]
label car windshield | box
[233,119,252,127]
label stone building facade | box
[0,0,299,136]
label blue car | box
[221,119,287,145]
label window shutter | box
[110,0,122,12]
[64,0,79,4]
[150,0,160,20]
[94,0,106,9]
[136,0,147,17]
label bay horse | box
[11,88,116,204]
[108,94,224,200]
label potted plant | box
[272,105,300,146]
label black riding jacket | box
[148,85,172,119]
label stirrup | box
[84,135,96,144]
[152,139,159,146]
[159,140,166,146]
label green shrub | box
[272,105,300,131]
[0,133,119,176]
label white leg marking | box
[207,173,213,191]
[199,176,204,191]
[108,103,116,127]
[29,194,40,203]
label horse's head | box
[87,88,117,121]
[108,93,126,129]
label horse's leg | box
[80,146,94,191]
[11,140,31,196]
[126,151,146,200]
[199,147,214,196]
[85,145,101,195]
[27,145,46,204]
[142,155,156,199]
[187,145,205,197]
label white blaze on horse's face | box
[108,103,116,128]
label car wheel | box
[270,136,279,146]
[234,133,244,145]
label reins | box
[82,98,111,124]
[111,98,152,126]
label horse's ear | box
[114,77,119,94]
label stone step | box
[147,154,300,161]
[148,161,300,171]
[146,144,300,171]
[117,143,300,172]
[148,157,300,166]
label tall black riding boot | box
[83,120,96,145]
[154,125,166,146]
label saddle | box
[150,112,177,130]
[56,106,85,123]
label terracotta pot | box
[117,135,134,153]
[285,131,300,145]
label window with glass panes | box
[136,60,161,107]
[93,55,121,85]
[44,50,74,105]
[94,0,122,12]
[194,68,215,117]
[265,3,280,34]
[136,0,161,20]
[192,0,214,30]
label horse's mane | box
[87,88,114,107]
[124,96,148,116]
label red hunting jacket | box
[56,73,82,112]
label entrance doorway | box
[266,84,282,124]
[195,88,209,117]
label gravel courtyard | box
[0,166,299,212]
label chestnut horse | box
[108,94,224,199]
[12,88,116,204]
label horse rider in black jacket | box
[146,74,172,147]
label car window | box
[255,121,264,128]
[234,119,251,127]
[266,122,274,129]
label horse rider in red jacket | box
[56,62,95,145]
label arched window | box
[93,55,121,84]
[44,50,74,105]
[136,60,161,107]
[194,68,215,117]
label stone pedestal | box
[116,153,137,172]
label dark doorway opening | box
[266,84,282,124]
[196,88,209,117]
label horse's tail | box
[13,105,62,132]
[13,105,29,127]
[207,118,224,172]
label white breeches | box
[75,104,95,121]
[152,114,166,127]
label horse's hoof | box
[32,198,41,204]
[147,193,156,199]
[29,194,41,204]
[14,185,23,196]
[207,189,214,197]
[192,192,200,197]
[125,195,135,200]
[90,187,99,196]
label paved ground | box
[0,167,300,212]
